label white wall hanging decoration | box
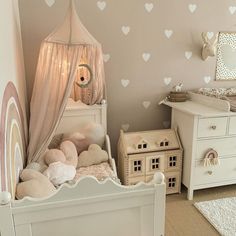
[185,51,192,60]
[188,4,197,13]
[164,30,173,39]
[229,6,236,15]
[97,1,106,11]
[142,101,151,109]
[216,32,236,80]
[142,53,151,62]
[28,0,106,164]
[121,124,130,131]
[201,32,218,61]
[121,26,130,35]
[45,0,55,7]
[164,77,172,85]
[207,32,214,40]
[103,54,110,63]
[121,79,130,88]
[204,76,211,84]
[144,3,154,13]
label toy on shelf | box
[168,83,188,102]
[117,129,183,194]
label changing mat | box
[197,88,236,111]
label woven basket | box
[168,91,188,102]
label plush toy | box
[63,122,105,155]
[62,132,89,155]
[43,162,76,186]
[16,169,56,199]
[26,156,50,173]
[77,144,109,168]
[81,123,105,147]
[43,140,78,186]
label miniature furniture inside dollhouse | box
[163,91,236,200]
[118,129,183,194]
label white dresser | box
[163,92,236,200]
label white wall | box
[0,0,27,117]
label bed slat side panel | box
[11,182,165,236]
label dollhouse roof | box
[133,136,148,146]
[124,129,182,154]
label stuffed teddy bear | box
[62,122,105,155]
[16,169,56,199]
[77,144,109,168]
[43,140,78,186]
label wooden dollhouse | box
[118,129,183,194]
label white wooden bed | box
[0,100,166,236]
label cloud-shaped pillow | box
[78,144,109,168]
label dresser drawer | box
[197,117,227,138]
[229,117,236,135]
[194,158,236,186]
[196,137,236,160]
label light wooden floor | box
[165,185,236,236]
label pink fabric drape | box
[27,1,106,164]
[28,42,83,163]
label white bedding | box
[74,162,119,182]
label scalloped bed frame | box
[0,100,166,236]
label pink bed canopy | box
[27,0,106,164]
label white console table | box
[162,92,236,200]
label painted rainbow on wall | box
[0,82,27,198]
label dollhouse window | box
[133,160,142,172]
[169,156,177,167]
[168,177,176,188]
[160,139,169,147]
[135,137,148,150]
[151,158,160,170]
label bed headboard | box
[55,99,107,135]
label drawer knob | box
[208,171,213,175]
[210,125,217,130]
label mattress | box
[74,162,119,182]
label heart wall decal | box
[122,26,130,35]
[45,0,55,7]
[121,79,130,88]
[103,54,110,63]
[143,101,151,109]
[97,1,106,11]
[229,6,236,15]
[188,4,197,13]
[121,124,130,131]
[164,30,173,39]
[204,76,211,84]
[145,3,154,13]
[163,121,171,128]
[142,53,151,62]
[164,77,172,86]
[207,32,214,40]
[185,51,192,60]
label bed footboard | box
[0,173,165,236]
